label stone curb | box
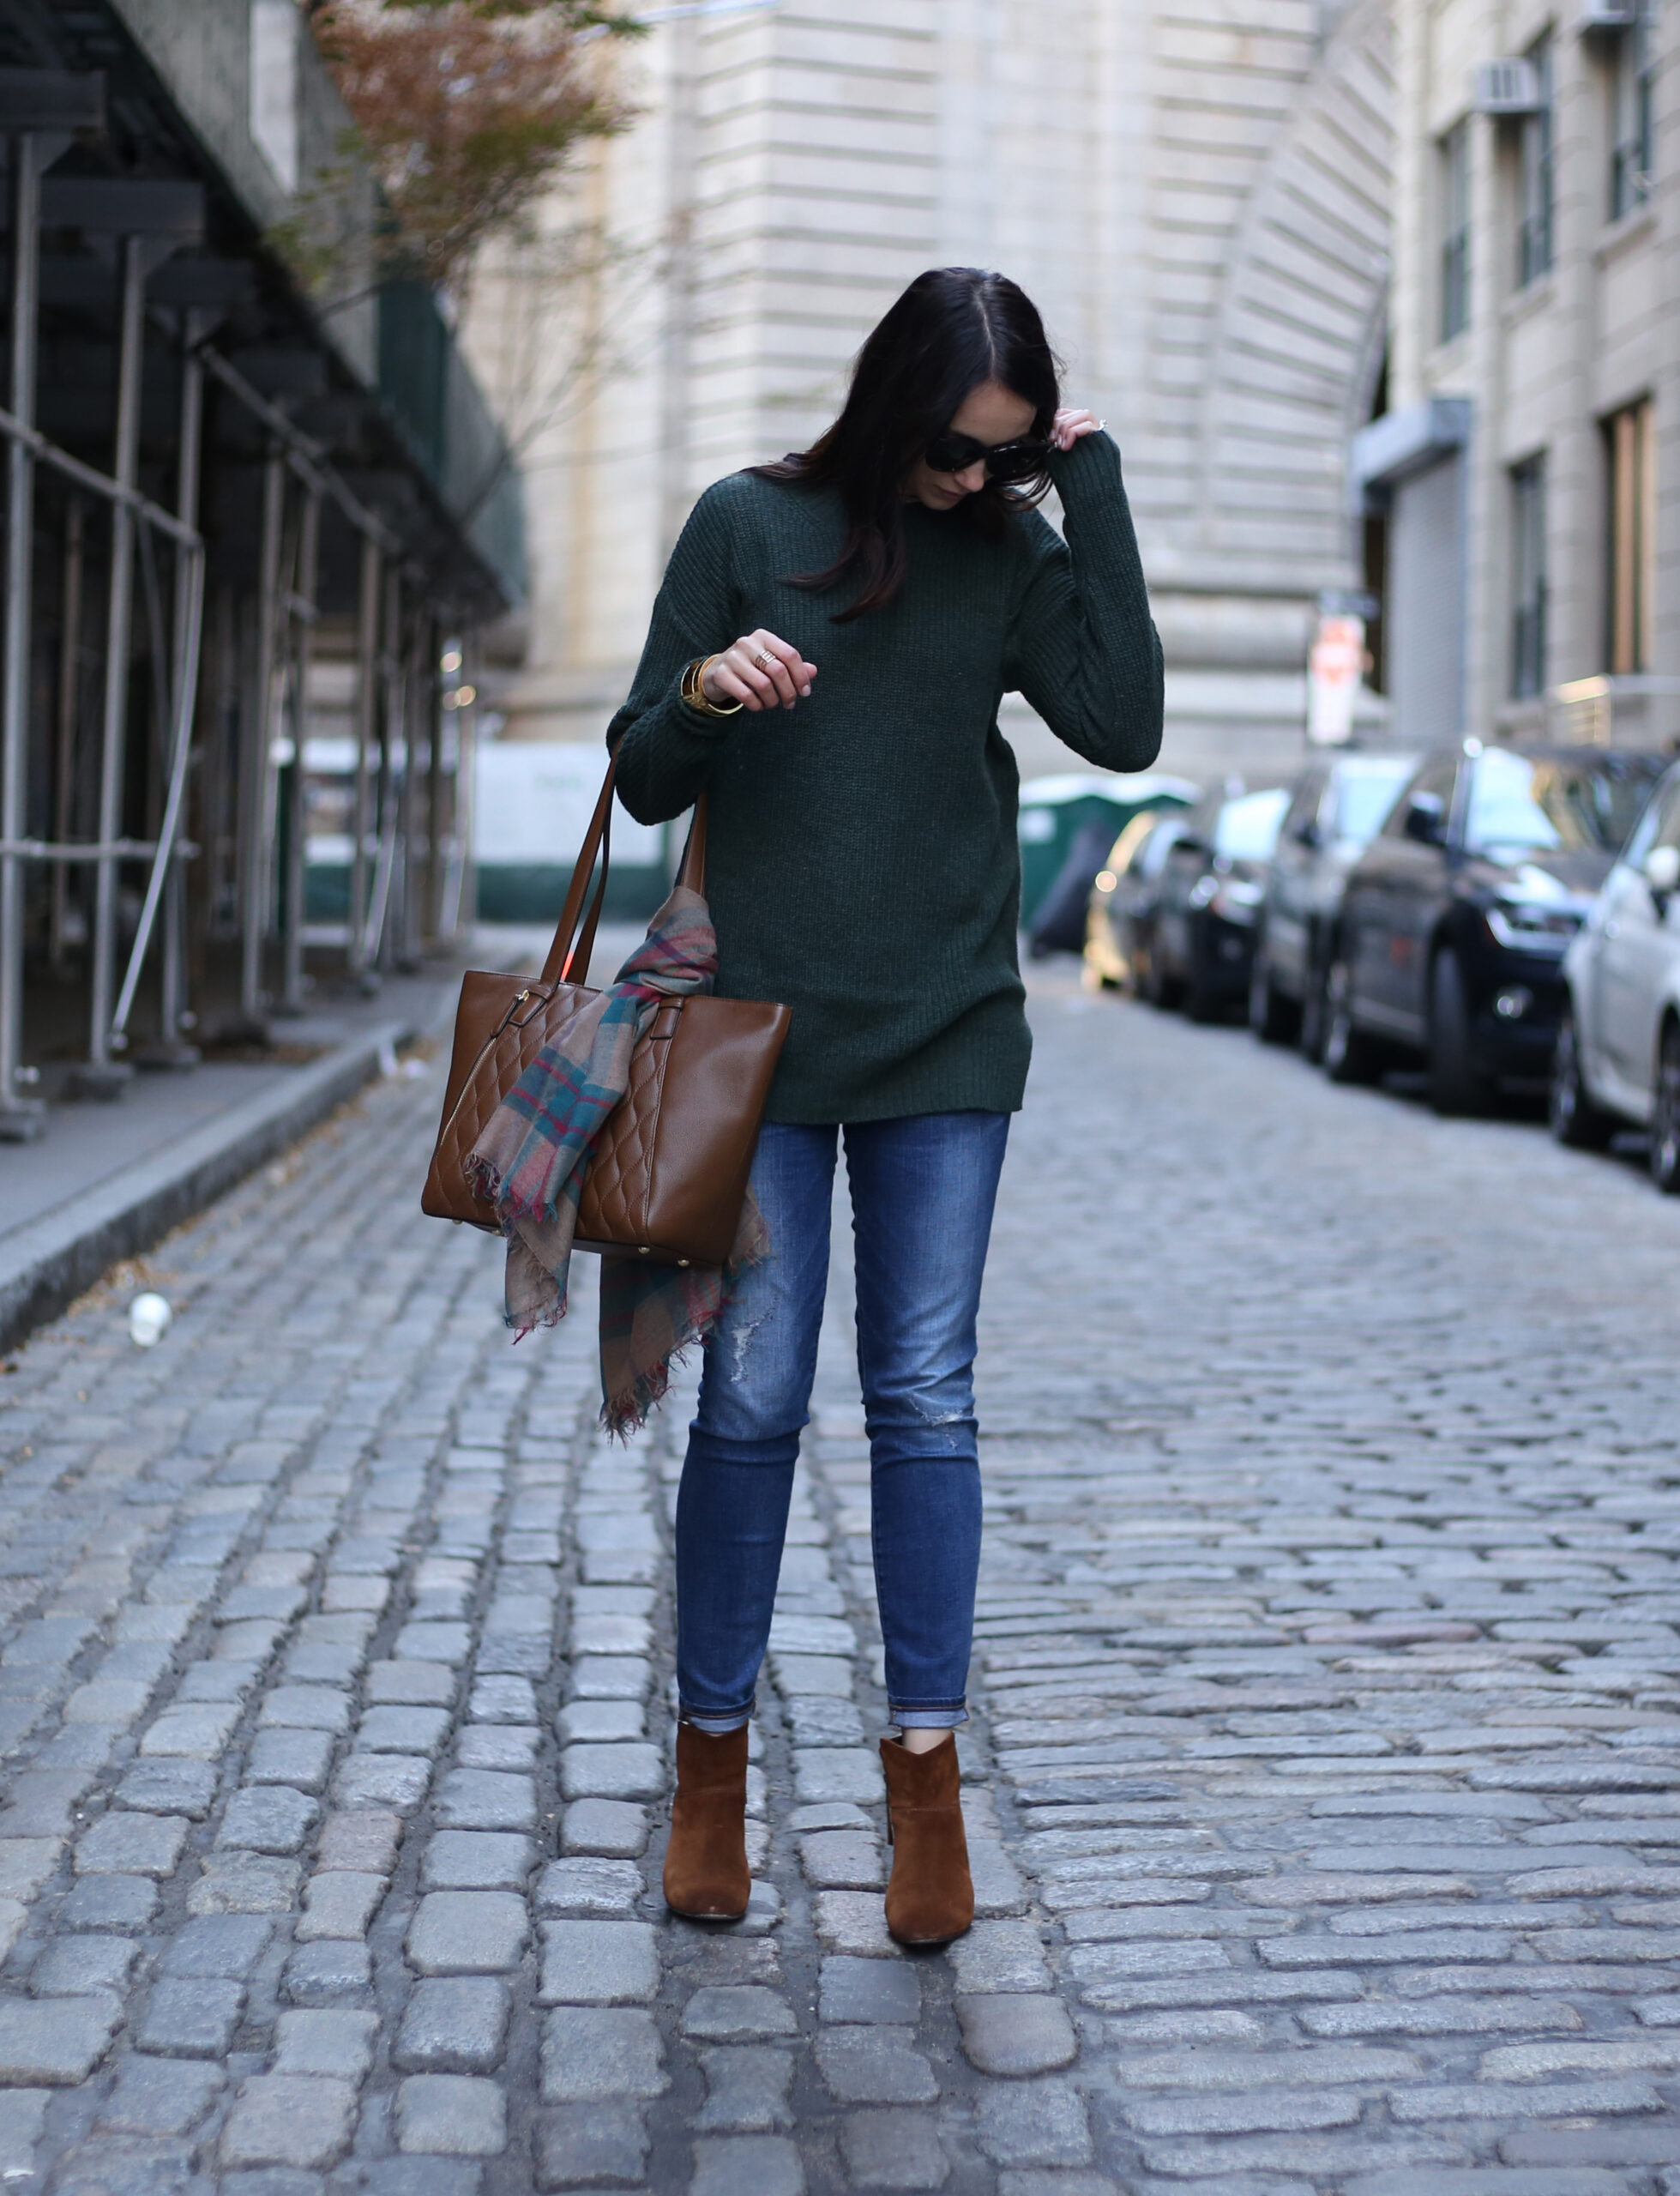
[0,1018,417,1354]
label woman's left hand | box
[1051,407,1105,452]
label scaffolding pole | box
[348,533,380,986]
[241,444,286,1023]
[280,486,320,1014]
[0,133,45,1139]
[83,232,146,1089]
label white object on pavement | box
[129,1293,172,1348]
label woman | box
[609,267,1163,1942]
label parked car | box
[1323,741,1666,1112]
[1153,783,1292,1020]
[1551,757,1680,1191]
[1249,748,1420,1053]
[1084,808,1195,997]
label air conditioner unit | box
[1579,0,1637,28]
[1474,57,1542,114]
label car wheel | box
[1322,954,1379,1084]
[1653,1021,1680,1194]
[1185,933,1225,1023]
[1249,948,1298,1045]
[1300,952,1330,1063]
[1549,1006,1614,1150]
[1429,948,1494,1117]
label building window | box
[1611,1,1657,220]
[1511,456,1548,700]
[1517,34,1555,286]
[1606,399,1655,673]
[1440,122,1471,341]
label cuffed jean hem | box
[679,1702,753,1735]
[889,1704,969,1730]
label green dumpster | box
[1017,773,1200,924]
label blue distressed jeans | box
[675,1111,1009,1734]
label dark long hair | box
[750,267,1061,622]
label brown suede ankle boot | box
[663,1721,750,1921]
[881,1732,973,1946]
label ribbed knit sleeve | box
[1003,431,1165,774]
[609,484,744,825]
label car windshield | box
[1332,756,1416,843]
[1465,749,1665,856]
[1214,787,1289,860]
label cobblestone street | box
[3,958,1680,2195]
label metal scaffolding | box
[0,51,504,1143]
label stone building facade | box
[465,0,1394,786]
[1359,0,1679,754]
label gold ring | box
[753,650,776,674]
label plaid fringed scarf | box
[466,885,768,1436]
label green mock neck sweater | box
[609,431,1164,1124]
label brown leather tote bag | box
[420,755,790,1266]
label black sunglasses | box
[922,428,1051,484]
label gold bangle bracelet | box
[682,655,744,718]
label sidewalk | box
[0,925,635,1358]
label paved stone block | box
[534,2102,650,2188]
[539,2007,667,2101]
[432,1770,539,1831]
[538,1919,660,2005]
[219,1785,320,1855]
[683,1986,799,2042]
[220,2074,357,2170]
[800,1830,884,1888]
[75,1812,189,1877]
[838,2109,951,2190]
[1120,2091,1364,2137]
[58,1873,158,1932]
[561,1800,647,1857]
[457,1725,538,1771]
[819,1958,922,2025]
[567,1657,653,1701]
[366,1661,458,1707]
[558,1746,663,1802]
[96,2054,225,2136]
[30,1935,136,1996]
[975,2081,1094,2169]
[0,1838,64,1898]
[247,1728,334,1793]
[334,1753,431,1812]
[272,2008,378,2079]
[955,1994,1079,2076]
[358,1706,452,1756]
[258,1688,351,1734]
[470,1676,536,1723]
[793,1748,884,1806]
[696,2047,795,2133]
[394,1623,472,1663]
[557,1701,644,1745]
[816,2028,939,2104]
[813,1891,897,1958]
[690,2134,806,2196]
[189,1853,302,1914]
[535,1858,644,1917]
[135,1978,244,2057]
[114,1760,217,1818]
[315,1808,401,1874]
[297,1870,383,1940]
[408,1891,529,1975]
[948,1921,1054,1994]
[395,2073,508,2157]
[423,1832,535,1891]
[394,1977,511,2074]
[0,2091,47,2181]
[282,1940,373,2003]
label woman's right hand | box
[702,630,817,711]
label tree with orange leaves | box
[305,0,643,293]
